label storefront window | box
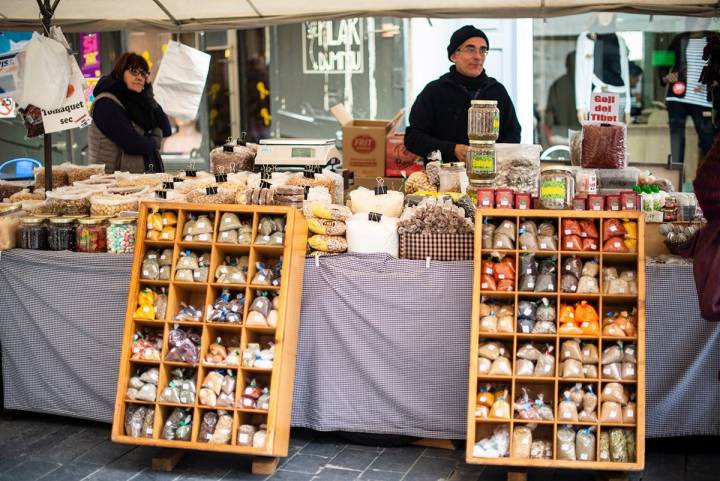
[268,17,406,139]
[533,14,720,190]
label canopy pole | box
[37,0,60,190]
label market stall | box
[1,250,718,440]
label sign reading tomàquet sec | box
[589,92,621,123]
[302,19,364,74]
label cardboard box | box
[385,133,423,177]
[331,104,404,178]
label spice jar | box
[468,100,500,141]
[48,217,76,251]
[438,162,467,193]
[19,216,48,250]
[76,217,107,253]
[539,166,575,210]
[467,140,496,186]
[107,218,137,254]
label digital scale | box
[254,138,341,171]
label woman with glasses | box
[88,52,171,173]
[405,25,521,163]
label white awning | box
[0,0,718,32]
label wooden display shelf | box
[112,202,307,462]
[467,209,645,471]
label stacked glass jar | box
[466,100,499,187]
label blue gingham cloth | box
[1,250,719,438]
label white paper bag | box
[15,33,71,109]
[40,27,91,133]
[153,40,210,120]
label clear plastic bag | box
[582,259,599,277]
[516,343,542,361]
[534,274,555,292]
[584,364,599,378]
[581,343,599,364]
[623,402,637,424]
[621,362,637,380]
[489,357,512,376]
[602,344,624,365]
[519,231,539,250]
[490,391,511,419]
[472,425,510,458]
[519,253,537,276]
[478,342,504,361]
[563,256,583,279]
[610,429,629,462]
[575,428,596,462]
[602,383,627,404]
[519,275,536,291]
[477,357,492,375]
[497,315,513,333]
[516,359,535,376]
[577,276,599,294]
[561,359,583,378]
[558,393,579,422]
[534,348,555,377]
[561,274,579,293]
[511,425,533,458]
[532,320,556,334]
[599,431,611,461]
[561,340,582,361]
[493,233,514,250]
[557,426,577,461]
[495,220,516,241]
[536,299,556,322]
[581,122,627,169]
[536,235,557,251]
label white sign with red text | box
[589,92,621,123]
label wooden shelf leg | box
[507,471,528,481]
[252,456,279,476]
[151,448,185,472]
[412,438,457,450]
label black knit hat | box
[447,25,489,60]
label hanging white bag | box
[153,40,211,120]
[15,33,71,109]
[39,27,90,133]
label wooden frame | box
[111,201,307,457]
[466,209,645,471]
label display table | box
[1,250,719,438]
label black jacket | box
[660,32,714,102]
[405,68,521,162]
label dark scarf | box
[448,66,490,98]
[107,79,158,132]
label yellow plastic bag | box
[134,304,155,320]
[159,226,176,241]
[162,211,178,226]
[147,211,163,231]
[307,234,347,253]
[137,288,156,306]
[623,221,637,239]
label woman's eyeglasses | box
[456,46,489,56]
[128,67,150,78]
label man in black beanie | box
[405,25,521,163]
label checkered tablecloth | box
[1,250,718,438]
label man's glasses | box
[456,46,489,56]
[128,67,150,78]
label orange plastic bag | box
[562,219,582,237]
[575,301,599,325]
[564,234,583,251]
[582,238,598,251]
[580,321,599,336]
[497,279,515,291]
[481,274,497,291]
[494,260,515,281]
[602,219,626,239]
[559,304,576,324]
[603,323,624,337]
[559,322,583,335]
[603,237,628,253]
[579,219,599,239]
[477,388,496,408]
[482,260,495,276]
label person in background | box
[405,25,521,163]
[659,18,716,164]
[700,32,720,133]
[544,51,581,144]
[88,52,171,173]
[629,61,643,118]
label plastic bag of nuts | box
[90,193,141,216]
[45,187,93,216]
[66,164,106,184]
[34,166,69,189]
[186,187,236,205]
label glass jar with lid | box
[107,217,137,254]
[466,140,496,186]
[539,166,575,210]
[468,100,499,141]
[438,162,468,193]
[76,217,108,253]
[48,217,76,251]
[19,216,48,250]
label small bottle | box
[466,140,496,186]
